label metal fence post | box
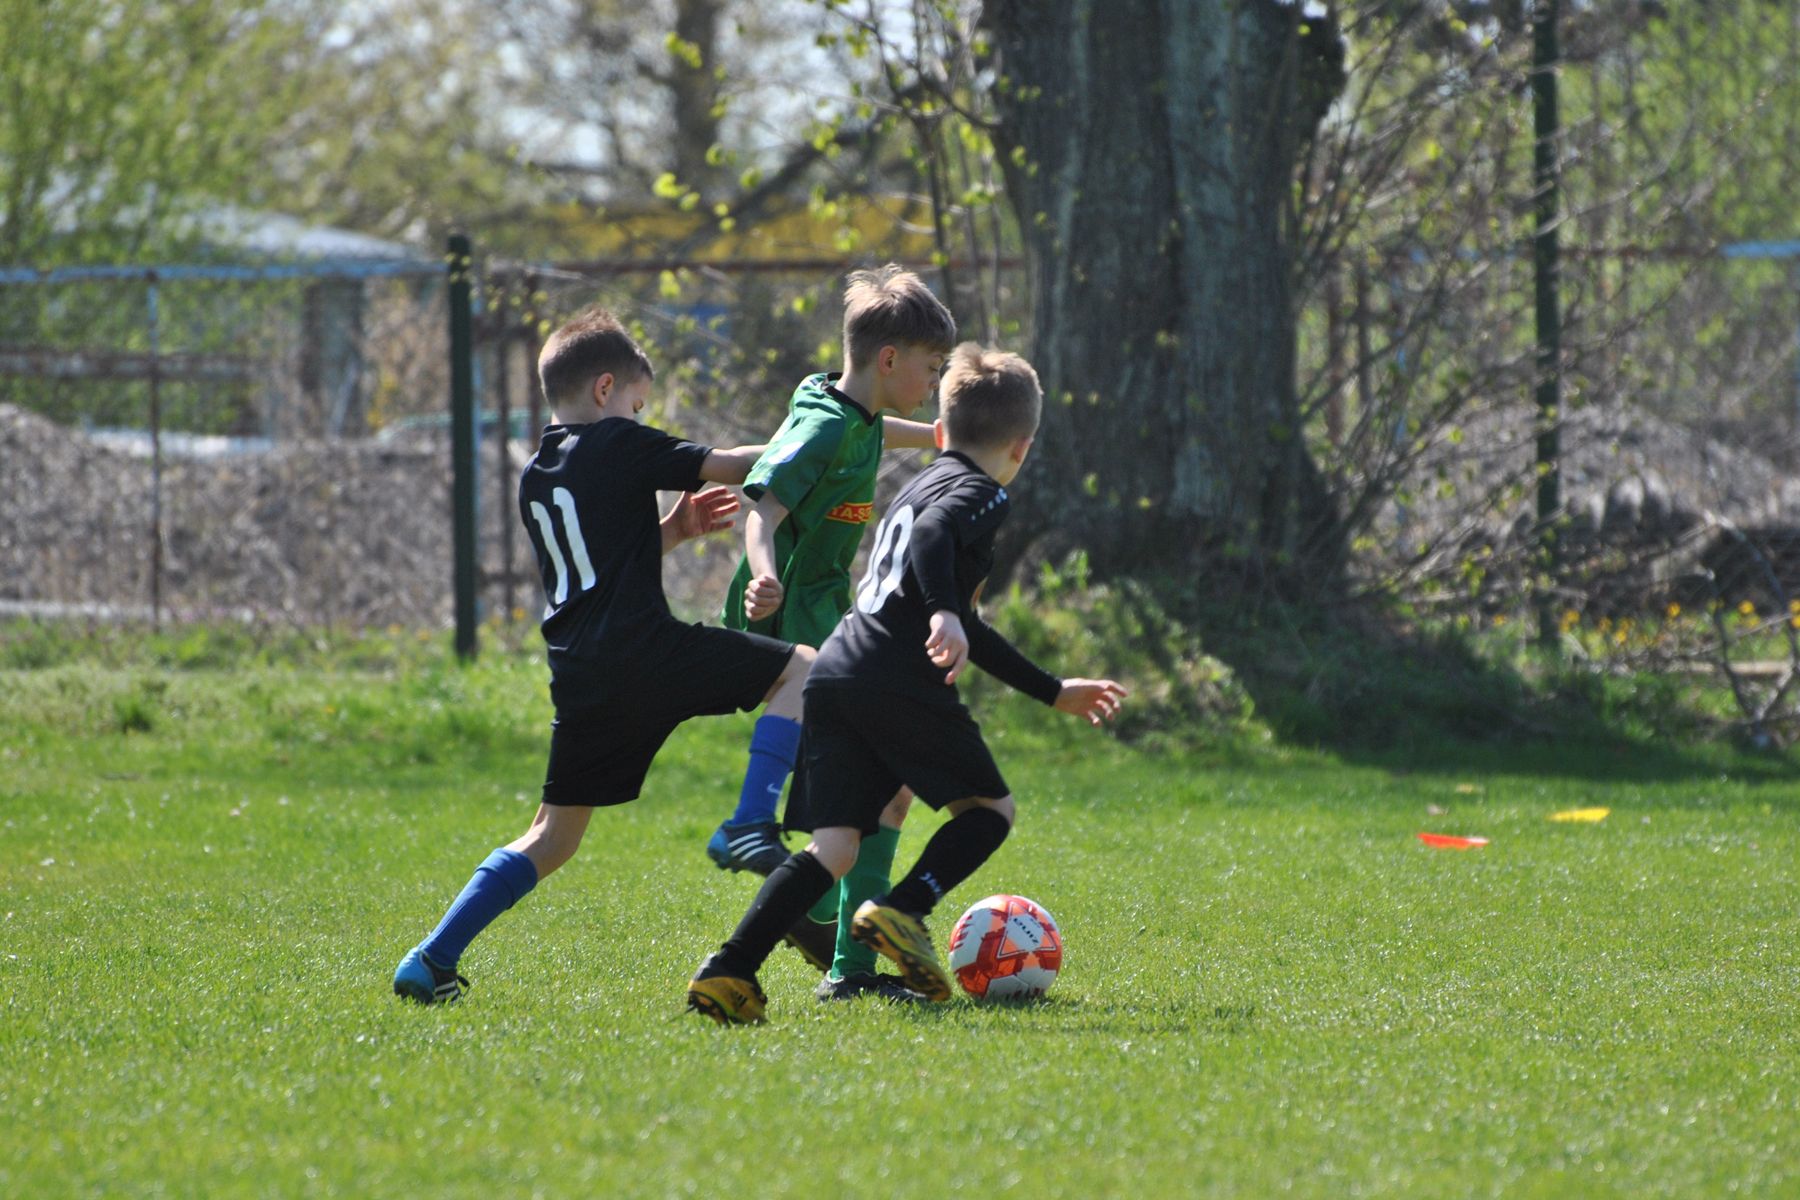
[1532,0,1564,648]
[147,271,164,628]
[448,234,479,660]
[494,299,514,623]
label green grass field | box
[3,629,1797,1198]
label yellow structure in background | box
[541,193,943,263]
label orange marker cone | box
[1417,832,1489,850]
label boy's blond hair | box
[538,306,654,406]
[939,342,1042,449]
[842,264,957,369]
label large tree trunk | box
[670,0,724,196]
[981,0,1343,597]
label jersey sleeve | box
[966,614,1063,705]
[742,410,848,509]
[628,422,713,491]
[905,505,963,616]
[909,477,1011,613]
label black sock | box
[716,850,836,977]
[883,807,1011,917]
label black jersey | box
[520,418,710,707]
[811,450,1061,707]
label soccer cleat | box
[781,915,837,974]
[849,899,953,1002]
[705,819,789,875]
[686,954,768,1025]
[815,972,925,1004]
[393,946,470,1005]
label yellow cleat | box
[849,900,953,1002]
[686,956,768,1025]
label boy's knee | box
[879,789,913,827]
[806,828,860,878]
[784,644,816,679]
[977,794,1015,827]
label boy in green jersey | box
[706,265,954,1001]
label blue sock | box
[419,847,538,968]
[728,715,802,825]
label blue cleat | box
[393,946,470,1005]
[705,819,789,875]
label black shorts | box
[541,624,794,807]
[782,684,1010,835]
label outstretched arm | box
[1051,679,1129,727]
[698,444,766,485]
[882,416,937,450]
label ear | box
[591,372,616,407]
[933,419,948,450]
[877,345,899,375]
[1010,434,1034,465]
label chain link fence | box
[4,239,1795,634]
[1296,241,1800,614]
[0,252,1029,631]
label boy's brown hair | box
[939,342,1042,449]
[842,264,957,369]
[538,306,654,407]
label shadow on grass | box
[874,994,1266,1041]
[1193,600,1800,788]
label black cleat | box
[782,915,838,974]
[815,972,925,1003]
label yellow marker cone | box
[1549,807,1610,823]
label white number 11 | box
[528,486,596,608]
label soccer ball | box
[947,894,1062,1000]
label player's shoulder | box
[788,372,848,415]
[552,416,655,452]
[918,452,1006,504]
[911,461,1008,539]
[765,383,854,459]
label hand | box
[666,486,739,544]
[744,573,784,621]
[925,611,970,684]
[1054,678,1128,727]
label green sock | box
[806,878,839,926]
[829,824,901,979]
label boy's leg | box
[708,646,812,874]
[852,796,1015,1002]
[393,805,589,1004]
[880,796,1013,916]
[820,789,911,984]
[688,829,859,1024]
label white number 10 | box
[855,504,914,614]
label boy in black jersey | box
[686,344,1127,1023]
[393,307,814,1004]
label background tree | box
[977,0,1348,595]
[0,0,313,265]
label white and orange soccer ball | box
[947,894,1063,1000]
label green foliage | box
[0,0,314,265]
[948,559,1784,757]
[973,565,1260,751]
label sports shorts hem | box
[541,624,794,807]
[782,683,1009,835]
